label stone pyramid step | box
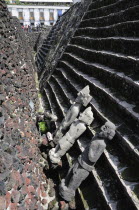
[44,66,139,209]
[38,0,139,208]
[84,0,139,19]
[56,64,139,158]
[61,51,139,103]
[71,36,139,57]
[75,20,139,38]
[65,44,139,77]
[80,5,139,28]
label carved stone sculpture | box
[49,107,94,164]
[59,121,116,201]
[37,111,57,122]
[47,132,53,141]
[53,86,92,143]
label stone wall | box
[39,0,139,209]
[0,1,55,209]
[12,17,51,52]
[11,16,35,69]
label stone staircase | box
[36,2,87,81]
[35,20,60,77]
[39,0,139,209]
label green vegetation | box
[38,93,42,98]
[5,0,11,4]
[38,121,47,134]
[6,0,22,5]
[6,0,72,6]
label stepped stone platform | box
[36,1,88,81]
[0,1,55,209]
[38,0,139,209]
[27,28,51,52]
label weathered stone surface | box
[59,121,116,201]
[49,107,94,164]
[38,0,139,208]
[0,1,55,208]
[26,28,51,52]
[36,1,89,82]
[53,85,92,143]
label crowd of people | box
[21,24,42,32]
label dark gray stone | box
[59,122,116,201]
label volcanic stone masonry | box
[0,1,56,209]
[38,0,139,209]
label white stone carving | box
[47,132,53,141]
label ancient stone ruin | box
[0,1,55,209]
[1,0,139,209]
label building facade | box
[7,0,72,26]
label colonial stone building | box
[7,0,72,26]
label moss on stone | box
[38,121,47,134]
[38,93,42,98]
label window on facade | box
[49,9,54,21]
[30,9,34,20]
[57,9,62,18]
[31,22,34,26]
[40,9,44,20]
[18,11,23,20]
